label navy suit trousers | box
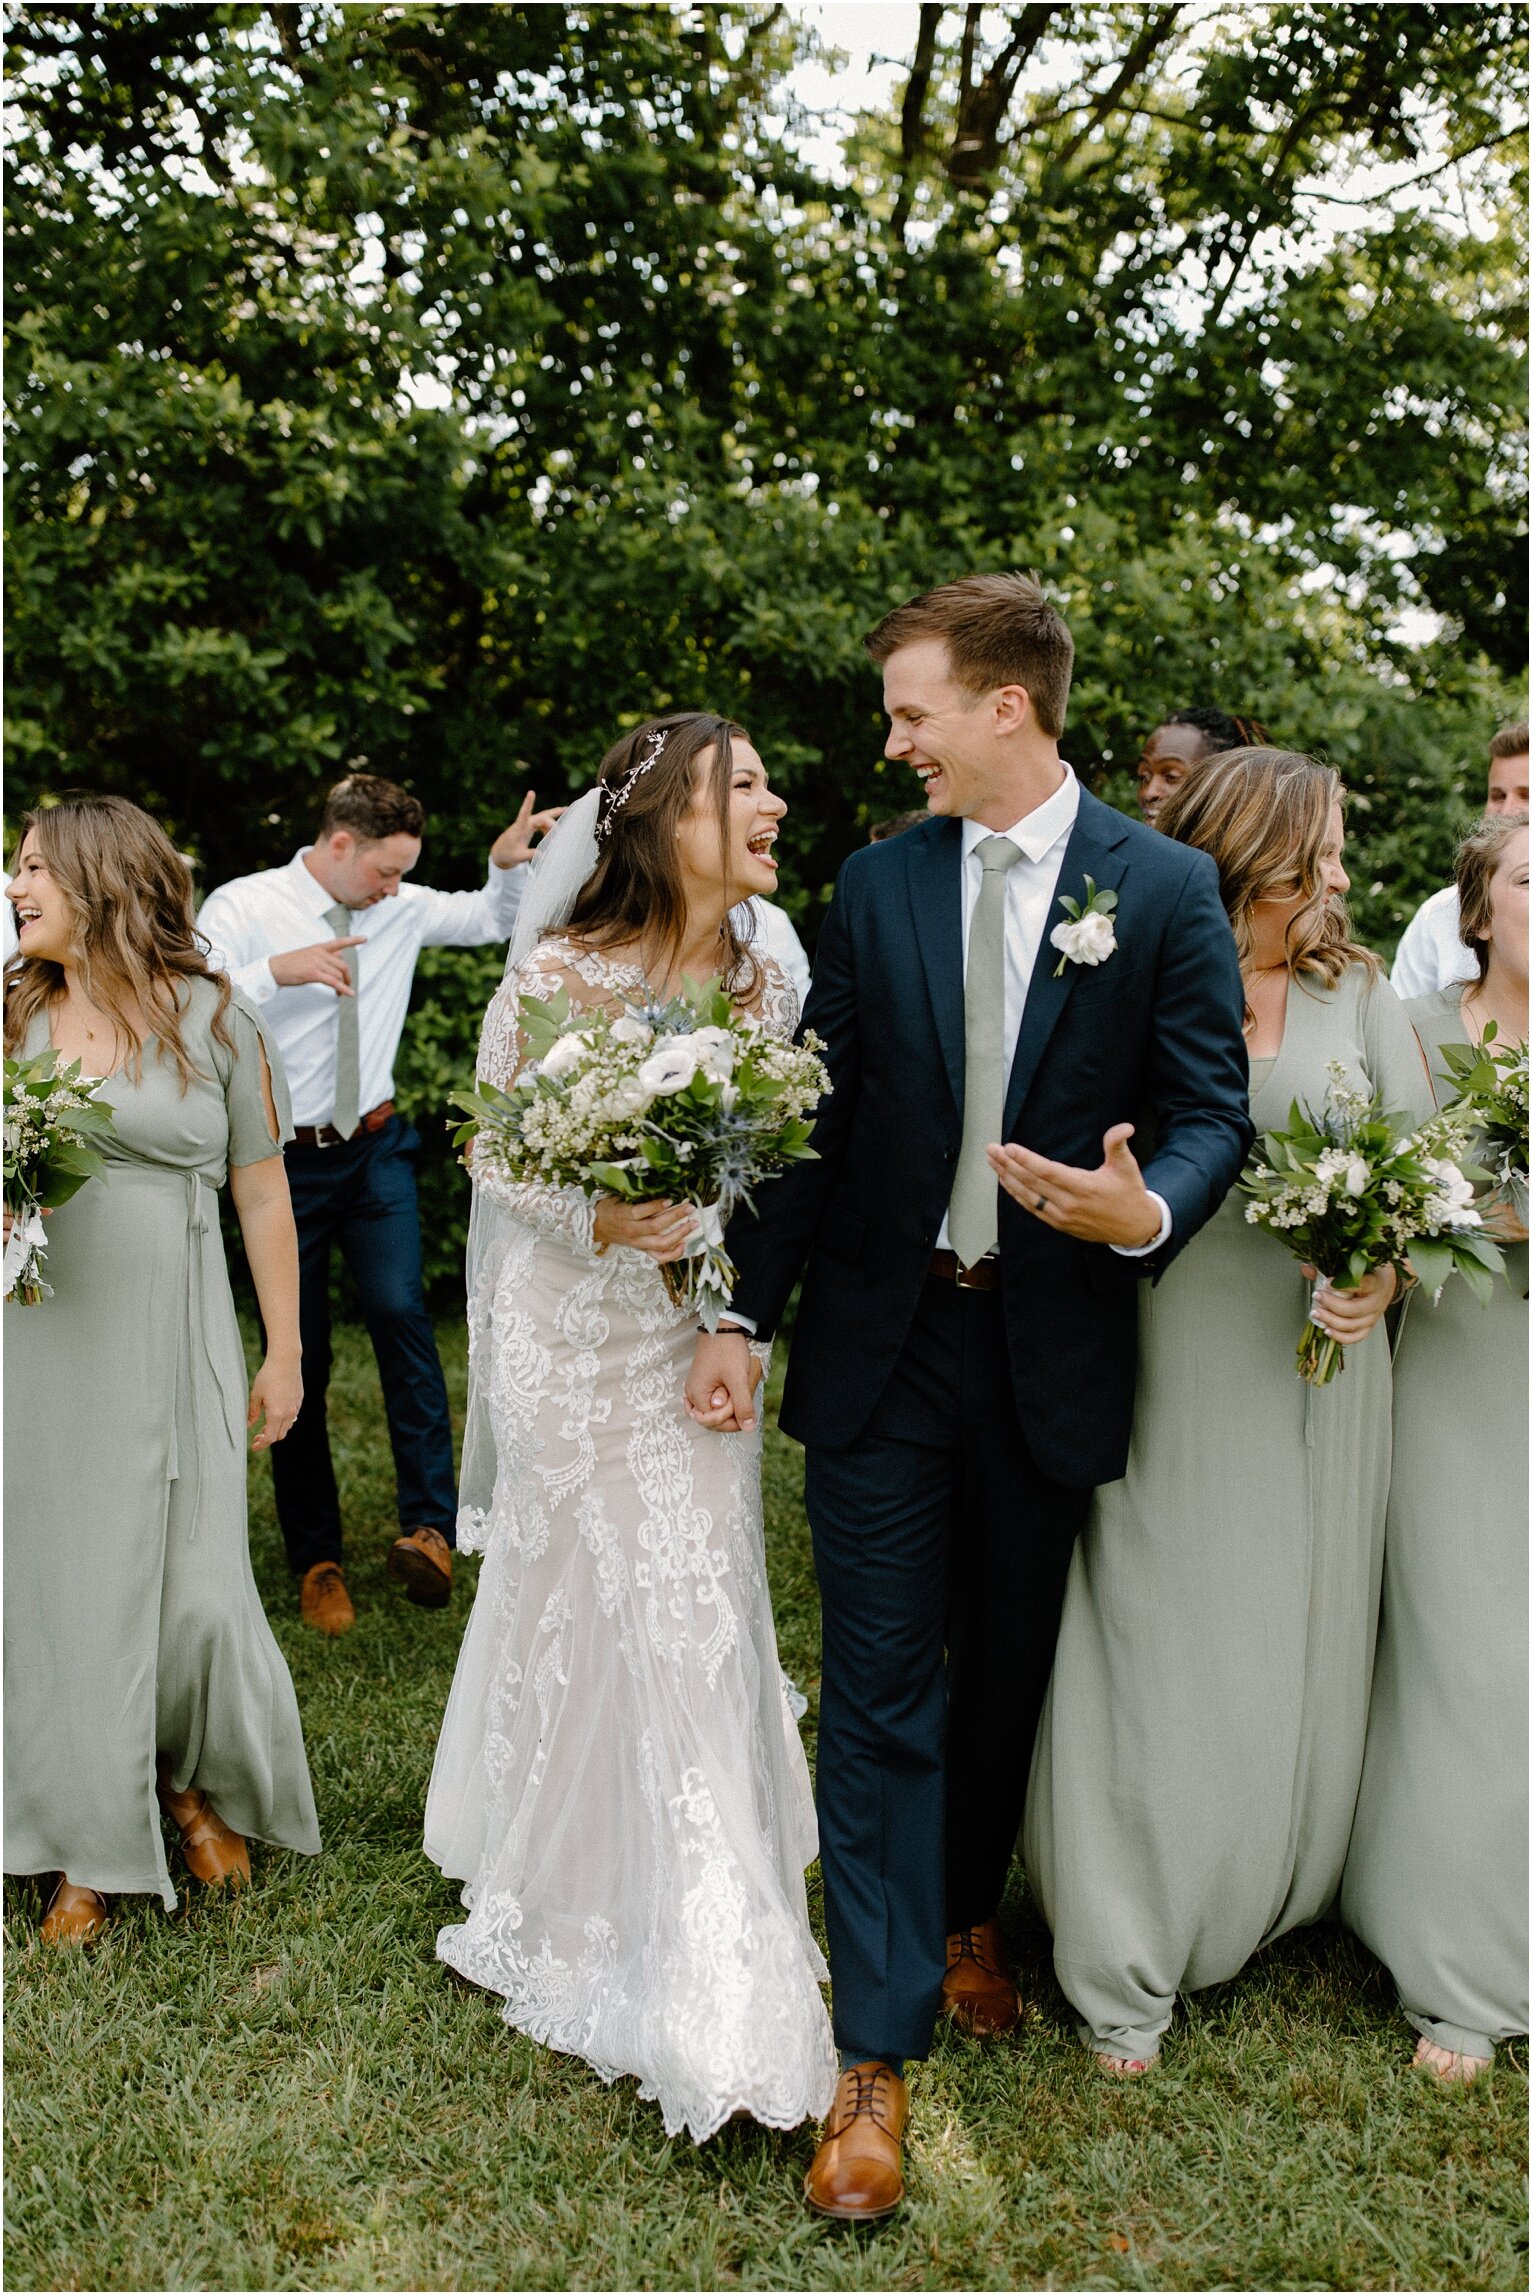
[268,1117,458,1573]
[803,1274,1089,2062]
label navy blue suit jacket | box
[729,789,1254,1488]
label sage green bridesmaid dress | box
[1024,963,1434,2063]
[1340,985,1529,2059]
[4,980,320,1906]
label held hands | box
[988,1124,1163,1249]
[269,938,366,994]
[1301,1262,1398,1346]
[249,1355,303,1451]
[490,789,566,871]
[593,1196,697,1262]
[684,1332,763,1434]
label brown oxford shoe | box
[40,1879,109,1945]
[942,1916,1020,2037]
[300,1560,356,1636]
[387,1526,453,1609]
[803,2060,909,2222]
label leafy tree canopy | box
[5,1,1525,1277]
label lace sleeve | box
[471,941,599,1258]
[754,954,801,1042]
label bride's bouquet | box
[453,976,830,1327]
[1433,1022,1529,1224]
[4,1049,120,1304]
[1240,1060,1504,1384]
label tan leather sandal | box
[157,1768,251,1888]
[40,1879,109,1944]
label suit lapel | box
[905,817,966,1116]
[1003,789,1131,1135]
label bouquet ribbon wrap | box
[3,1207,49,1302]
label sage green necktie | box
[947,835,1023,1270]
[323,901,361,1140]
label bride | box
[424,711,837,2141]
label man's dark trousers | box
[270,1117,458,1575]
[803,1274,1090,2067]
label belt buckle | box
[954,1258,986,1289]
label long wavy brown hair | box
[1158,747,1378,999]
[4,793,233,1087]
[565,711,761,997]
[1457,809,1530,981]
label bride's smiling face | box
[675,740,787,904]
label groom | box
[686,573,1252,2217]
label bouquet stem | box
[1296,1319,1344,1385]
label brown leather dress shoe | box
[387,1525,453,1609]
[803,2061,909,2222]
[300,1560,356,1635]
[943,1916,1020,2036]
[157,1767,251,1887]
[40,1879,109,1945]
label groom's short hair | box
[864,573,1074,737]
[318,773,426,844]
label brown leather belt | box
[928,1249,1000,1291]
[291,1100,395,1150]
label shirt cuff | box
[716,1313,758,1334]
[1111,1191,1172,1259]
[233,957,278,1004]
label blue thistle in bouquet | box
[452,976,830,1329]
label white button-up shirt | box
[196,848,525,1128]
[1388,883,1476,1001]
[936,766,1169,1258]
[748,897,811,1008]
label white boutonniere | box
[1050,877,1118,976]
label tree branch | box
[267,4,304,68]
[892,3,942,241]
[1048,6,1182,175]
[948,2,1068,191]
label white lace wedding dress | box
[424,936,837,2142]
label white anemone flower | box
[638,1043,700,1095]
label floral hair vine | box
[596,727,668,843]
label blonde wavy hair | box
[1158,747,1377,998]
[1456,809,1530,980]
[4,793,232,1087]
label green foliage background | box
[6,2,1526,1283]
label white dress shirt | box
[1388,883,1476,1002]
[196,848,525,1128]
[747,897,812,1008]
[932,767,1169,1259]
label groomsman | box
[1390,722,1529,998]
[198,773,558,1634]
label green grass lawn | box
[6,1318,1526,2292]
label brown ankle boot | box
[40,1879,109,1945]
[300,1561,356,1635]
[157,1767,251,1888]
[803,2061,909,2221]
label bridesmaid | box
[1023,749,1434,2072]
[4,795,320,1943]
[1342,812,1529,2081]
